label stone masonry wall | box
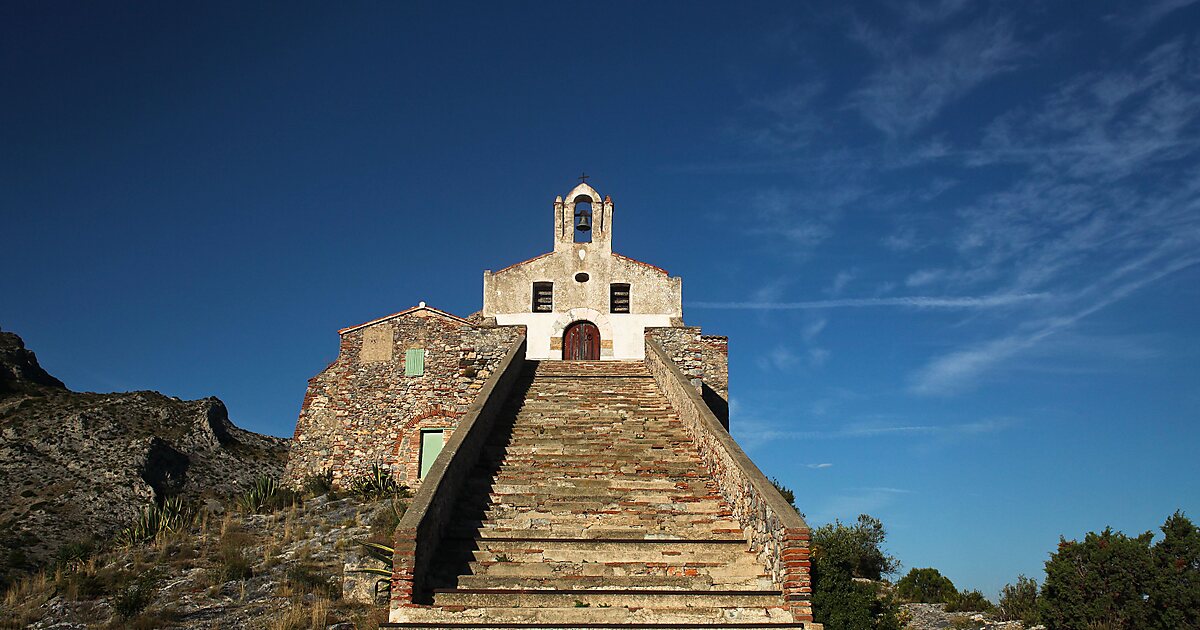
[644,339,813,622]
[646,327,730,427]
[283,311,523,489]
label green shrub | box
[946,589,993,612]
[285,563,339,599]
[997,574,1039,625]
[115,497,194,547]
[348,464,410,501]
[302,469,335,497]
[368,496,409,541]
[811,514,901,630]
[768,477,797,510]
[896,567,957,603]
[1148,511,1200,630]
[1041,527,1156,629]
[113,576,156,620]
[211,531,254,583]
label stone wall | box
[644,338,813,622]
[282,308,524,489]
[646,327,729,427]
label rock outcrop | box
[0,328,288,588]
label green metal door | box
[419,430,444,479]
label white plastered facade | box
[482,183,682,360]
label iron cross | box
[578,172,590,184]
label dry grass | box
[0,570,53,629]
[263,597,330,630]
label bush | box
[368,496,409,542]
[211,531,255,583]
[1041,527,1156,629]
[997,574,1039,625]
[946,589,993,613]
[896,567,956,603]
[115,497,194,547]
[812,514,901,630]
[302,469,335,497]
[285,563,339,599]
[769,477,797,510]
[112,576,156,620]
[1148,511,1200,630]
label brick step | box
[431,588,786,609]
[388,605,800,626]
[454,574,774,591]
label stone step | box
[445,538,760,563]
[431,588,785,609]
[453,525,746,541]
[454,573,774,590]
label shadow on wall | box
[702,384,729,431]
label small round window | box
[575,272,590,283]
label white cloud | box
[807,463,834,469]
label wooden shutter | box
[405,348,425,376]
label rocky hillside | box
[0,329,288,590]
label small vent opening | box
[610,283,631,313]
[532,282,553,312]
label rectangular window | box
[405,348,425,376]
[532,282,553,312]
[419,429,445,479]
[610,283,631,313]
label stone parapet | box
[644,338,814,622]
[390,337,528,614]
[646,327,729,427]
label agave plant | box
[115,496,194,547]
[349,540,395,602]
[236,476,279,513]
[348,463,408,500]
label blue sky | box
[3,1,1198,599]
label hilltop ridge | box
[0,328,288,590]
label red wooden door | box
[563,321,600,360]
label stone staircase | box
[387,360,808,628]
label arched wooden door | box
[562,321,600,360]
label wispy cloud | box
[850,15,1024,138]
[907,36,1200,394]
[911,254,1200,395]
[807,463,834,469]
[689,292,1049,310]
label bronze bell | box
[575,207,592,231]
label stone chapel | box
[283,181,817,628]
